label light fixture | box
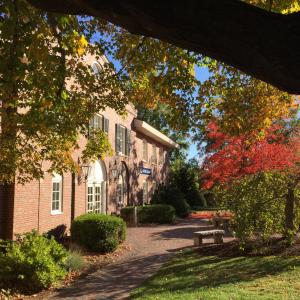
[110,160,118,180]
[78,164,91,184]
[81,164,91,180]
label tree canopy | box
[1,0,299,183]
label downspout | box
[71,172,75,222]
[37,178,41,233]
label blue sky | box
[187,66,209,160]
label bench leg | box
[214,234,223,244]
[194,236,203,246]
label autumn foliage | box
[202,122,299,189]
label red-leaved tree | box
[202,121,300,235]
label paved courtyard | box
[47,218,232,300]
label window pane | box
[143,140,148,161]
[152,145,157,164]
[52,181,61,212]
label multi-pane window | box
[115,124,131,155]
[51,173,62,214]
[159,147,163,165]
[87,186,94,213]
[143,139,148,161]
[87,183,104,214]
[89,114,109,136]
[152,144,157,164]
[142,181,148,204]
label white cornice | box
[133,119,179,149]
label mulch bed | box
[196,236,300,257]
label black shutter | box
[104,117,109,134]
[125,128,131,156]
[115,124,120,153]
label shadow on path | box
[151,225,215,240]
[50,253,172,300]
[47,218,227,300]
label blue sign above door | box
[140,167,152,175]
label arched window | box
[91,61,103,76]
[116,174,124,207]
[87,160,107,214]
[116,162,129,208]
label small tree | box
[170,158,204,208]
[215,172,289,246]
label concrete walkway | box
[48,218,228,300]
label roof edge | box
[133,119,179,149]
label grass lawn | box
[131,249,300,300]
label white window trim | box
[51,173,63,215]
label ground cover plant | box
[0,231,68,293]
[131,245,300,300]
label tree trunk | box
[285,187,296,237]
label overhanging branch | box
[28,0,300,94]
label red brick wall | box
[9,104,173,236]
[13,173,71,236]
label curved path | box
[48,218,229,300]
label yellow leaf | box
[77,35,88,56]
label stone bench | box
[193,229,225,246]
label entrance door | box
[87,184,102,213]
[87,160,107,214]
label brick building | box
[0,59,178,239]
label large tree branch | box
[28,0,300,94]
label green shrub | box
[0,231,68,293]
[71,214,126,253]
[121,205,175,225]
[138,204,176,224]
[66,250,85,272]
[152,184,191,218]
[120,206,136,226]
[215,172,288,246]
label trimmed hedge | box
[121,204,175,225]
[71,214,126,253]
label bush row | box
[121,204,175,225]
